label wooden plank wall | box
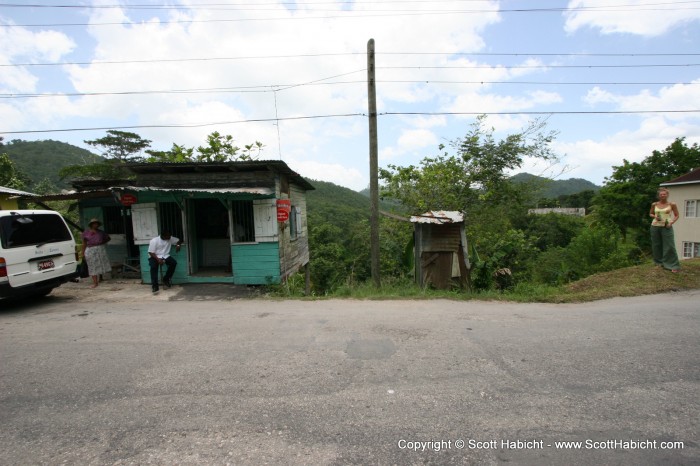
[279,184,310,280]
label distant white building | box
[660,168,700,259]
[527,207,586,217]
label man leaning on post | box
[148,230,182,293]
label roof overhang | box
[15,186,274,202]
[410,211,464,224]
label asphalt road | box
[1,287,698,465]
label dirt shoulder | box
[51,278,261,303]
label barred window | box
[159,202,184,240]
[103,206,125,234]
[232,200,255,242]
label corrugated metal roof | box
[14,186,273,201]
[123,186,274,195]
[410,211,464,224]
[0,186,36,196]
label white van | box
[0,210,79,299]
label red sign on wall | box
[277,210,290,222]
[276,199,291,222]
[120,193,138,206]
[276,199,291,212]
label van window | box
[0,214,72,249]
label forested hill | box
[4,139,102,190]
[306,179,370,231]
[510,173,601,198]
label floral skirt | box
[85,245,112,276]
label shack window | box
[232,200,255,242]
[289,205,297,240]
[103,206,125,234]
[159,202,184,240]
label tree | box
[0,153,31,189]
[0,137,31,189]
[145,143,195,163]
[84,130,151,162]
[60,130,152,181]
[380,116,559,216]
[196,132,264,162]
[144,133,264,163]
[379,117,559,290]
[592,138,700,242]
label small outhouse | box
[411,211,470,290]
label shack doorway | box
[188,198,232,277]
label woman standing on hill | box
[649,188,681,273]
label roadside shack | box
[28,161,313,286]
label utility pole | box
[367,38,380,288]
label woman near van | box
[80,218,112,288]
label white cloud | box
[564,0,700,36]
[0,21,75,93]
[583,81,700,124]
[552,117,700,185]
[286,158,366,191]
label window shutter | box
[131,203,159,245]
[253,199,277,242]
[295,206,302,236]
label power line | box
[2,0,697,11]
[3,109,699,135]
[4,80,699,100]
[380,64,700,70]
[5,3,700,27]
[4,52,700,68]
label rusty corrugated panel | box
[419,223,462,252]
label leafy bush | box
[530,224,641,285]
[471,229,537,291]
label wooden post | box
[367,38,381,288]
[304,262,311,296]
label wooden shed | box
[411,211,470,290]
[30,161,313,286]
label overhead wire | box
[4,1,700,27]
[1,3,698,136]
[3,109,700,136]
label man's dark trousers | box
[149,256,177,288]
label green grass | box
[266,259,700,303]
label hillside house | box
[0,186,34,210]
[29,161,313,285]
[660,168,700,260]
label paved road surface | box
[1,287,698,465]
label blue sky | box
[1,0,699,191]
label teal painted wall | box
[139,242,281,285]
[139,245,189,284]
[232,242,280,285]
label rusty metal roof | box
[410,211,464,224]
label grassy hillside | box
[4,139,102,190]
